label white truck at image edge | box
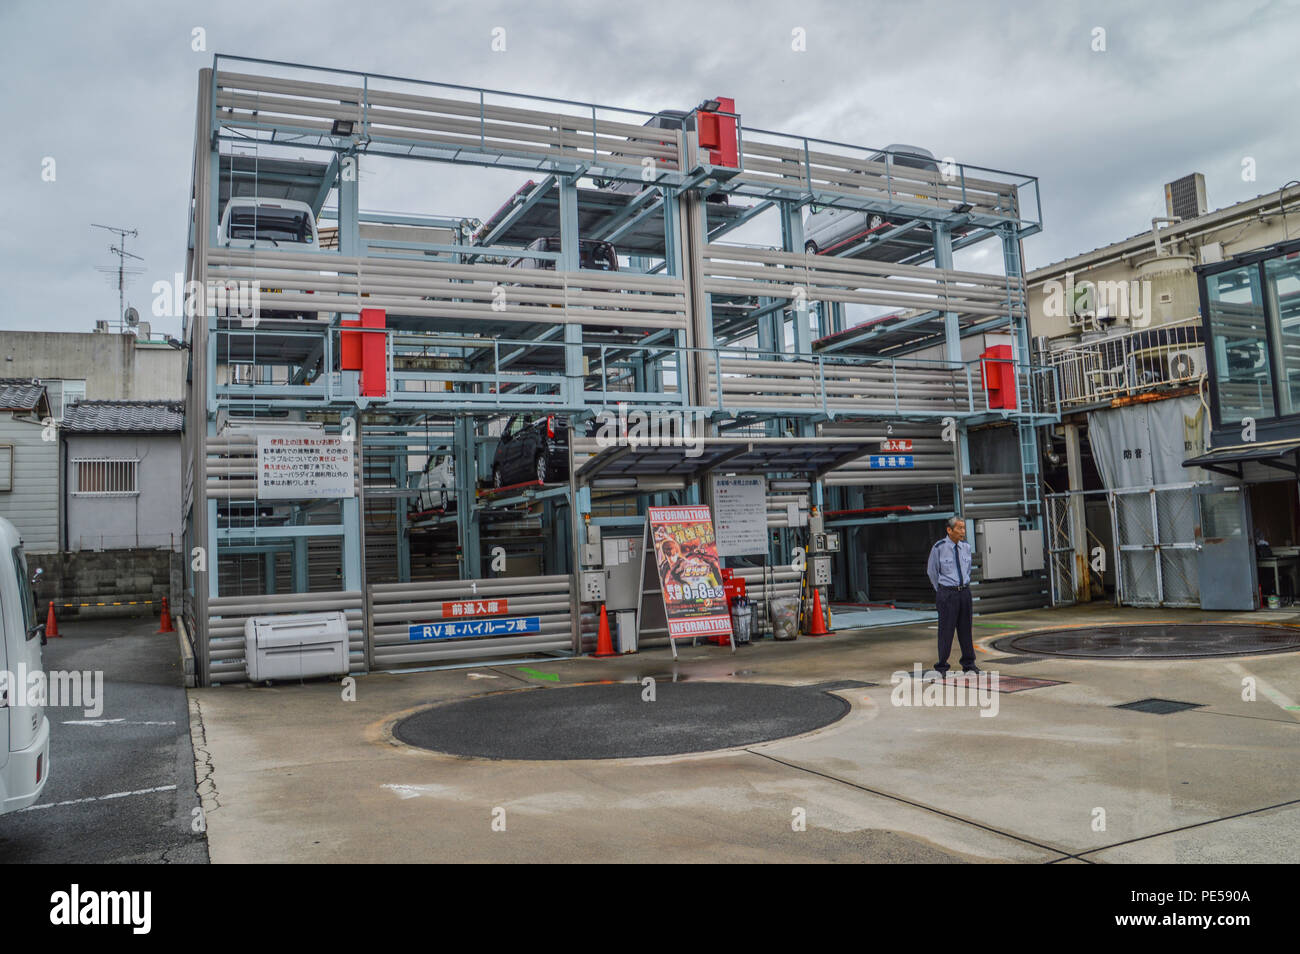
[0,516,51,815]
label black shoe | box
[962,666,982,674]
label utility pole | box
[91,223,141,332]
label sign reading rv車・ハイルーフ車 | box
[409,616,540,640]
[257,435,355,499]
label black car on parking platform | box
[491,413,572,488]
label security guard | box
[925,517,979,677]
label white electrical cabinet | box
[978,519,1023,580]
[1020,528,1045,571]
[244,612,350,682]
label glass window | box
[12,545,36,639]
[1265,252,1300,415]
[1207,264,1272,424]
[74,459,139,495]
[0,445,11,492]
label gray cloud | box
[2,0,1297,333]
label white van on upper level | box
[802,145,941,256]
[0,517,50,816]
[218,197,320,251]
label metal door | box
[1196,485,1257,610]
[1045,492,1076,605]
[1112,484,1201,607]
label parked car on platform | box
[802,145,940,256]
[491,414,571,488]
[509,236,618,272]
[217,197,322,319]
[413,454,456,512]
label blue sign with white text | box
[869,455,914,469]
[409,616,541,641]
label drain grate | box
[987,655,1047,666]
[1114,697,1204,715]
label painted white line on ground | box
[18,784,178,813]
[61,719,177,726]
[1224,662,1300,715]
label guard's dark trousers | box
[935,586,975,673]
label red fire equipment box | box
[980,344,1017,410]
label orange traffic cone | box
[157,596,175,634]
[591,604,617,657]
[45,601,60,638]
[807,587,830,637]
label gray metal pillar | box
[1064,421,1091,601]
[395,451,411,583]
[341,410,364,592]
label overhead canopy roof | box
[575,437,883,483]
[1184,439,1300,476]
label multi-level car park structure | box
[181,56,1058,686]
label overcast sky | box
[2,0,1297,336]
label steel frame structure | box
[182,56,1057,684]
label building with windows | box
[1026,177,1300,609]
[59,401,184,552]
[0,329,184,418]
[0,379,57,553]
[1182,236,1300,608]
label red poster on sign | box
[880,438,913,452]
[647,506,732,639]
[442,599,508,618]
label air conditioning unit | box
[1166,346,1205,382]
[244,612,350,683]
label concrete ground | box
[0,617,209,863]
[192,604,1300,864]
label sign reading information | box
[712,475,768,556]
[257,435,355,499]
[647,506,732,639]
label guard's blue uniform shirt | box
[927,537,972,589]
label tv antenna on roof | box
[91,223,143,333]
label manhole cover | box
[992,623,1300,659]
[394,682,850,760]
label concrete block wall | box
[31,548,182,620]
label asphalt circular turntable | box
[394,681,850,760]
[992,622,1300,659]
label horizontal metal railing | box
[211,57,1039,229]
[369,575,574,666]
[701,244,1027,320]
[213,62,685,185]
[206,589,365,683]
[206,247,689,331]
[1040,318,1203,410]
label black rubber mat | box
[394,682,850,760]
[991,623,1300,659]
